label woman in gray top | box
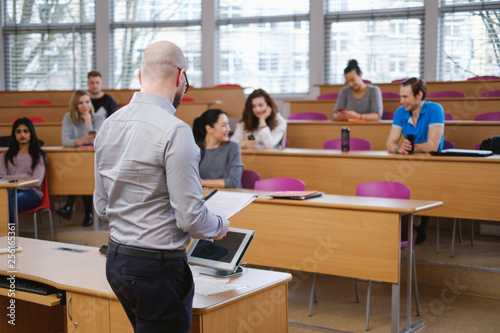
[332,59,383,121]
[193,109,243,188]
[58,90,104,227]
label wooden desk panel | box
[317,80,500,97]
[241,149,500,221]
[287,97,500,120]
[286,121,500,150]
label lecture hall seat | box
[480,90,500,97]
[467,75,500,81]
[288,112,329,121]
[20,99,53,105]
[475,111,500,121]
[427,91,466,98]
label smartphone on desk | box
[247,134,255,141]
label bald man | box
[94,41,229,332]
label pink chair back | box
[241,170,261,189]
[481,90,500,98]
[475,112,500,121]
[391,78,408,83]
[254,177,305,191]
[382,92,400,99]
[12,117,47,124]
[382,111,394,120]
[182,97,195,102]
[427,91,465,98]
[20,99,52,105]
[444,113,454,121]
[475,143,481,150]
[288,112,329,121]
[214,84,241,88]
[467,76,500,81]
[443,140,455,149]
[323,138,371,150]
[356,181,410,245]
[317,93,338,100]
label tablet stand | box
[200,266,244,278]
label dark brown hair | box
[402,77,427,100]
[87,70,102,79]
[241,89,278,131]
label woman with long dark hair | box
[193,109,243,188]
[0,118,47,224]
[230,89,286,149]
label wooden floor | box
[19,209,500,333]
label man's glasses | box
[177,67,189,94]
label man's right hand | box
[214,222,230,240]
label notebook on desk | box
[430,149,494,157]
[269,191,324,200]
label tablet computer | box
[187,227,255,277]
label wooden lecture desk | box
[241,149,499,222]
[0,237,292,333]
[316,79,500,97]
[227,189,443,332]
[0,179,39,238]
[287,120,500,150]
[286,97,500,120]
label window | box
[440,4,500,80]
[216,0,310,94]
[327,0,424,11]
[325,18,422,84]
[3,0,95,90]
[111,0,202,89]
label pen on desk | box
[204,189,218,201]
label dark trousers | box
[65,195,93,214]
[106,248,194,333]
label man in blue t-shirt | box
[386,78,445,244]
[386,77,444,155]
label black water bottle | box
[341,127,350,152]
[407,134,415,155]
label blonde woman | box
[58,90,104,226]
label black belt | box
[108,240,186,260]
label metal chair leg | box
[470,220,475,247]
[365,280,371,331]
[33,212,38,239]
[355,278,360,303]
[451,219,457,258]
[412,249,420,316]
[436,217,440,254]
[48,210,54,241]
[308,273,316,316]
[458,218,463,243]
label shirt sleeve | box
[61,113,76,147]
[93,133,108,221]
[30,155,46,188]
[92,114,105,132]
[259,114,287,149]
[392,107,406,129]
[370,86,383,118]
[332,87,348,115]
[428,103,445,126]
[230,122,246,143]
[224,143,244,188]
[165,124,229,239]
[0,153,7,178]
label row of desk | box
[287,97,500,120]
[0,185,443,332]
[1,120,496,149]
[287,120,499,150]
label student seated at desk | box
[58,90,104,227]
[230,89,286,149]
[332,59,383,121]
[386,77,445,244]
[0,118,47,224]
[193,109,243,188]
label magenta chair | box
[288,112,328,121]
[444,112,454,121]
[381,92,400,99]
[254,177,305,191]
[480,90,500,97]
[443,140,455,149]
[317,93,338,100]
[467,75,500,81]
[12,117,47,124]
[355,181,420,330]
[391,78,408,83]
[323,137,371,150]
[381,111,394,120]
[214,84,241,88]
[240,170,261,189]
[475,111,500,121]
[427,91,465,98]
